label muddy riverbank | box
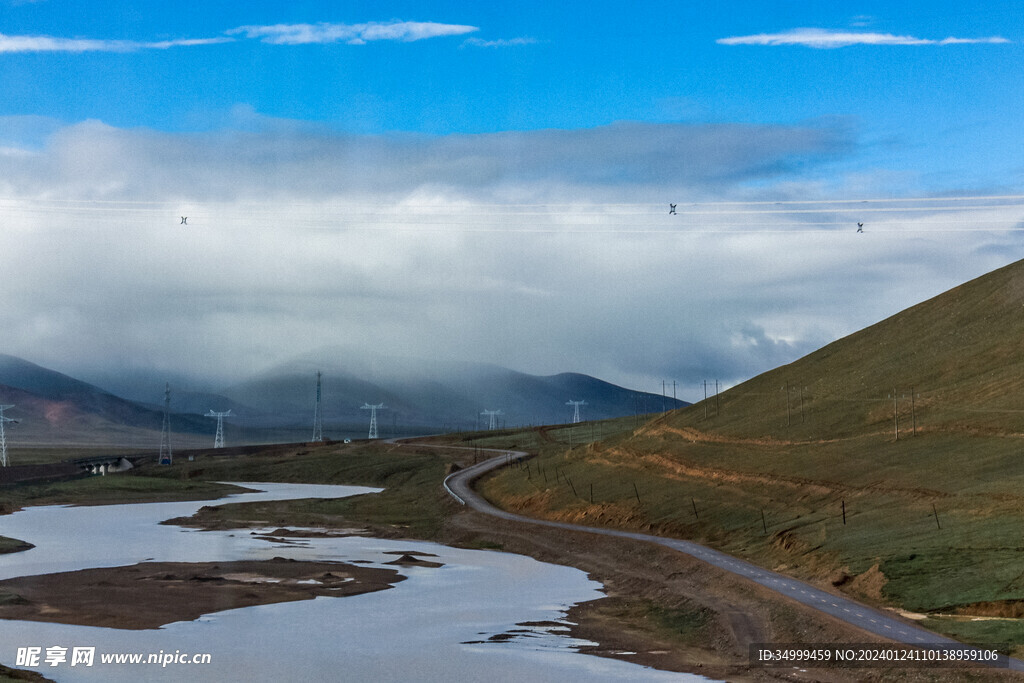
[0,558,404,630]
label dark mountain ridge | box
[0,352,686,445]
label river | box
[0,482,708,681]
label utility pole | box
[894,388,899,441]
[206,410,232,448]
[362,403,386,439]
[159,383,173,465]
[312,371,324,442]
[911,386,917,436]
[703,380,708,419]
[481,409,502,430]
[0,405,19,467]
[566,400,587,424]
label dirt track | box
[437,446,1024,681]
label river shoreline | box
[2,441,1019,682]
[0,478,699,682]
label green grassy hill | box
[477,257,1024,652]
[673,256,1024,441]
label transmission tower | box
[312,371,324,442]
[0,405,19,467]
[159,383,173,465]
[362,403,385,439]
[566,400,587,424]
[481,409,503,430]
[206,410,232,448]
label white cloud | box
[936,36,1010,45]
[717,28,1011,49]
[461,37,538,48]
[0,33,231,53]
[227,21,478,46]
[0,118,854,201]
[0,20,478,55]
[0,116,1019,396]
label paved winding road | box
[433,444,1023,673]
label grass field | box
[0,473,241,510]
[138,439,462,538]
[464,259,1024,653]
[467,420,1024,652]
[1,446,148,467]
[0,439,467,558]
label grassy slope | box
[479,258,1024,652]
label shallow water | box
[0,482,707,681]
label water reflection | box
[0,483,707,681]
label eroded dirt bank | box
[437,507,1022,683]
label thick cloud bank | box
[0,117,1019,397]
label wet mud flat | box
[0,558,407,630]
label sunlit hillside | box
[480,257,1024,653]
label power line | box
[2,194,1021,235]
[3,192,1024,213]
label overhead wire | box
[3,191,1024,207]
[0,192,1022,234]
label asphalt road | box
[435,444,1023,674]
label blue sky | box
[0,1,1022,397]
[3,0,1021,187]
[3,2,1020,163]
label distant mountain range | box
[0,354,209,447]
[219,355,685,433]
[0,353,686,447]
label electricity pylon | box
[206,410,232,448]
[159,383,173,465]
[312,371,324,442]
[566,400,587,424]
[481,409,503,430]
[0,405,19,467]
[362,403,385,439]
